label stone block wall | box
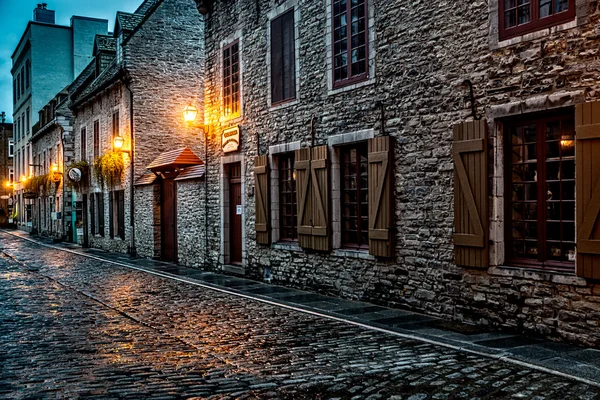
[196,0,600,347]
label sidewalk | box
[4,229,600,387]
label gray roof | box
[135,0,162,15]
[116,12,145,33]
[94,35,116,53]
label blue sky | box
[0,0,145,123]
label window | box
[271,9,296,105]
[80,127,87,160]
[110,190,125,239]
[506,114,575,272]
[16,73,21,99]
[22,112,26,135]
[223,40,240,117]
[332,0,368,88]
[26,60,30,88]
[96,192,105,237]
[17,118,20,141]
[26,108,30,133]
[13,80,16,104]
[93,120,100,159]
[20,67,25,95]
[279,153,297,241]
[8,140,13,157]
[499,0,575,40]
[90,194,96,236]
[340,143,368,248]
[8,168,14,184]
[112,112,119,139]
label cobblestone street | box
[0,233,598,399]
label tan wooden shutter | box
[254,155,270,245]
[368,136,393,257]
[295,148,313,249]
[310,145,330,251]
[453,119,488,268]
[575,102,600,279]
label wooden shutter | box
[90,194,96,235]
[311,145,330,251]
[254,155,270,245]
[575,102,600,279]
[118,190,125,240]
[109,191,114,239]
[368,137,393,257]
[98,193,105,237]
[453,120,489,268]
[295,147,312,248]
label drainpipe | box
[204,124,209,270]
[121,77,136,257]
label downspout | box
[204,124,209,270]
[58,125,66,241]
[121,76,136,256]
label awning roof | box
[174,165,206,181]
[146,147,204,171]
[134,172,157,186]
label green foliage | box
[24,173,54,196]
[94,151,125,189]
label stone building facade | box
[30,90,72,239]
[68,0,205,255]
[188,0,600,347]
[0,122,14,226]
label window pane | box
[555,0,569,13]
[539,0,552,17]
[518,5,531,24]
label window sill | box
[272,241,303,252]
[328,77,375,96]
[488,265,584,283]
[496,18,577,49]
[269,98,298,112]
[332,248,375,261]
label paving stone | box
[0,233,598,398]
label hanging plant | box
[94,151,125,189]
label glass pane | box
[524,163,536,182]
[512,183,524,201]
[525,144,537,162]
[547,244,562,260]
[563,222,575,242]
[518,5,531,25]
[564,243,576,263]
[524,203,537,220]
[512,202,523,220]
[505,0,516,8]
[512,145,524,163]
[556,0,569,13]
[561,201,575,221]
[546,161,559,181]
[560,161,575,179]
[512,241,525,258]
[562,181,575,200]
[546,141,560,160]
[546,201,560,221]
[505,10,517,28]
[511,127,522,144]
[512,221,524,239]
[546,181,559,201]
[539,0,552,17]
[525,222,538,240]
[560,134,575,157]
[525,241,539,258]
[546,121,561,140]
[524,125,537,143]
[524,183,537,201]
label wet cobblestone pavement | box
[1,233,599,399]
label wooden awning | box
[134,172,157,186]
[175,165,206,181]
[146,147,203,172]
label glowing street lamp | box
[183,104,198,124]
[51,163,59,173]
[113,135,129,153]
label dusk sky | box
[0,0,145,123]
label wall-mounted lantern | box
[183,104,198,124]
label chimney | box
[33,3,55,24]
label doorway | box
[229,163,242,264]
[161,178,177,262]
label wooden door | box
[161,178,177,262]
[229,163,242,264]
[82,194,89,248]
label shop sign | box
[68,168,82,183]
[222,126,240,153]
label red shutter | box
[575,103,600,279]
[453,120,489,268]
[254,155,270,245]
[368,136,393,257]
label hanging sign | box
[222,126,240,153]
[68,167,82,183]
